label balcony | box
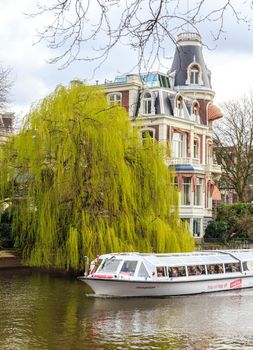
[205,158,222,175]
[168,157,200,166]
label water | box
[0,269,253,350]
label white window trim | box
[193,135,201,160]
[172,132,187,158]
[141,90,155,115]
[191,100,200,123]
[107,92,122,106]
[174,94,184,118]
[186,63,203,85]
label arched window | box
[143,92,152,114]
[175,95,183,116]
[192,102,199,116]
[190,65,200,84]
[192,101,200,122]
[108,93,122,106]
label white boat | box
[78,250,253,297]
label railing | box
[168,157,200,165]
[177,32,201,43]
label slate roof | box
[170,42,212,89]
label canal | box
[0,269,253,350]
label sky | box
[1,0,253,127]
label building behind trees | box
[103,32,223,239]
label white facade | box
[103,33,222,238]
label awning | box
[212,185,221,201]
[208,103,223,121]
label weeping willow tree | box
[0,83,194,268]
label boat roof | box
[98,250,253,266]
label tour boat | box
[78,250,253,297]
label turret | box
[169,32,214,100]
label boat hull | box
[80,275,253,297]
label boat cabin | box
[89,250,253,280]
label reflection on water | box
[0,269,253,350]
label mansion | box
[103,32,223,238]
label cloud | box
[1,0,253,120]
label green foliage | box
[0,209,14,248]
[205,203,253,243]
[0,83,194,268]
[204,221,230,244]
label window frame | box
[142,91,153,115]
[107,92,122,106]
[181,177,191,206]
[172,132,187,158]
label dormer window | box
[108,93,122,106]
[176,95,183,116]
[192,101,200,122]
[143,92,152,114]
[190,65,200,84]
[192,102,199,116]
[186,63,203,85]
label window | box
[176,96,183,116]
[225,263,240,273]
[138,262,150,278]
[181,177,191,205]
[172,133,186,158]
[119,260,138,275]
[108,93,122,106]
[157,266,166,277]
[168,266,186,277]
[192,102,200,122]
[99,259,122,273]
[193,218,201,237]
[206,142,213,164]
[187,265,205,276]
[243,261,253,272]
[193,178,203,206]
[143,92,152,114]
[193,139,199,159]
[190,65,200,84]
[141,129,154,144]
[192,102,199,116]
[207,264,224,274]
[206,183,212,209]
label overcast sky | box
[2,0,253,125]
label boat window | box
[225,263,240,273]
[157,266,166,277]
[187,265,205,276]
[243,261,253,271]
[137,262,150,278]
[91,258,103,274]
[207,264,224,274]
[168,266,186,277]
[119,260,138,275]
[99,259,122,274]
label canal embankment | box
[0,249,23,269]
[0,249,82,277]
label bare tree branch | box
[27,0,253,70]
[214,91,253,201]
[0,66,12,110]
